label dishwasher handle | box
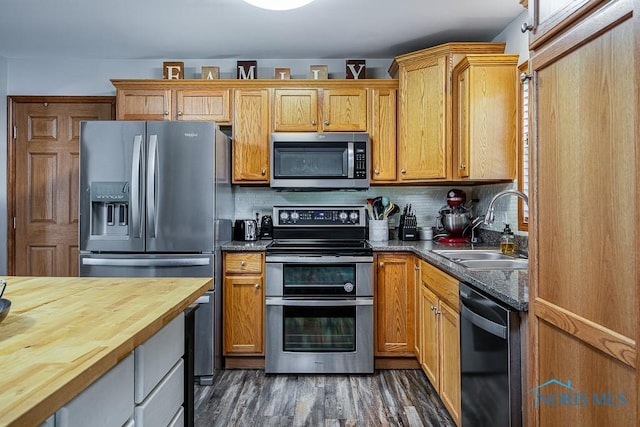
[460,301,507,339]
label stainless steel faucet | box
[483,189,529,225]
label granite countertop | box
[222,239,528,311]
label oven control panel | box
[273,205,366,226]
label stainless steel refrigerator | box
[79,120,233,385]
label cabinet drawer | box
[56,353,134,427]
[134,358,184,427]
[421,261,459,310]
[225,253,263,274]
[135,313,184,403]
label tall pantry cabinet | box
[527,0,638,425]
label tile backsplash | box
[233,182,527,237]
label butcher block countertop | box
[0,276,212,427]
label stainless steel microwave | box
[269,132,370,190]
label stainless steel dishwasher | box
[459,282,521,427]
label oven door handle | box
[265,298,373,307]
[265,255,373,263]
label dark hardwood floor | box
[194,369,456,426]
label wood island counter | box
[0,276,212,426]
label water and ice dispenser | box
[90,181,130,237]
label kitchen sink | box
[456,259,528,270]
[432,249,512,260]
[433,249,528,270]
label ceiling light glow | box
[243,0,315,11]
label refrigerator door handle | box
[131,134,143,238]
[147,134,158,238]
[81,257,211,267]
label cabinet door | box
[322,88,367,131]
[375,253,415,356]
[223,275,264,354]
[530,2,636,425]
[439,301,460,425]
[529,0,607,48]
[369,88,398,182]
[398,56,448,181]
[420,284,439,388]
[413,257,421,358]
[116,89,171,120]
[455,67,471,178]
[233,89,270,183]
[273,89,318,131]
[175,89,231,123]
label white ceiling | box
[0,0,524,60]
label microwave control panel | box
[354,143,367,179]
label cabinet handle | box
[400,169,406,174]
[261,168,266,176]
[177,111,183,116]
[255,284,260,289]
[521,22,533,33]
[311,120,317,126]
[240,261,246,266]
[374,169,380,175]
[324,120,330,126]
[520,73,533,83]
[460,164,466,170]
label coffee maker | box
[435,189,472,244]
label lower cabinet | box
[223,252,265,355]
[52,313,185,427]
[374,252,416,356]
[419,260,461,425]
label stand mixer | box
[435,189,473,244]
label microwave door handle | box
[347,142,354,178]
[147,134,158,238]
[131,134,143,238]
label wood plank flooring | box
[194,369,456,426]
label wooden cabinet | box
[273,87,367,132]
[223,252,264,355]
[389,42,506,183]
[116,88,171,120]
[175,89,231,122]
[418,260,460,425]
[527,0,607,49]
[528,1,638,425]
[233,89,270,183]
[369,87,398,183]
[115,84,232,123]
[452,54,518,181]
[374,253,415,356]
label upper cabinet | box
[389,42,507,183]
[233,88,271,184]
[369,87,398,183]
[524,0,607,48]
[113,81,232,124]
[452,54,518,181]
[272,87,367,132]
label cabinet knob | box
[240,260,246,266]
[163,111,169,116]
[521,22,533,33]
[460,164,466,170]
[520,73,533,83]
[374,169,380,175]
[261,168,266,176]
[435,309,442,316]
[324,120,330,126]
[414,265,420,271]
[311,120,317,126]
[430,305,436,311]
[379,262,384,267]
[400,169,406,174]
[177,111,183,116]
[255,284,260,289]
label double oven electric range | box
[265,205,374,374]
